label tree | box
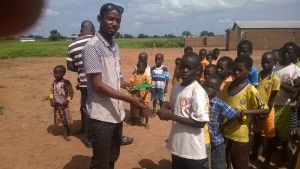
[137,33,149,38]
[163,33,177,38]
[35,35,44,39]
[114,32,123,39]
[27,34,35,38]
[182,31,192,37]
[49,29,61,41]
[124,34,134,38]
[200,31,215,37]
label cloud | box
[126,0,286,26]
[218,18,232,23]
[43,9,59,16]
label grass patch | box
[42,96,50,101]
[0,38,184,59]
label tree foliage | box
[182,31,192,37]
[49,29,61,41]
[200,31,214,37]
[123,34,134,38]
[114,32,123,39]
[138,33,149,38]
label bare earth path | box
[0,48,293,169]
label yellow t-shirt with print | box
[257,71,280,105]
[221,82,268,142]
[204,124,210,144]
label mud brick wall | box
[206,37,226,47]
[184,37,226,48]
[226,30,239,50]
[242,30,296,50]
[184,37,205,47]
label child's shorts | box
[151,93,166,102]
[253,108,276,138]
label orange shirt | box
[201,59,210,80]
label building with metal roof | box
[226,21,300,50]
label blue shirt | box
[247,65,259,86]
[208,96,237,147]
[150,65,171,93]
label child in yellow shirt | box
[221,56,269,169]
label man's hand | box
[157,109,173,121]
[130,96,146,109]
[293,77,300,87]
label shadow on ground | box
[47,120,88,145]
[63,155,90,169]
[131,159,171,169]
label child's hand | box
[50,100,55,107]
[218,125,224,134]
[75,84,80,90]
[164,88,168,93]
[238,110,244,124]
[157,109,173,121]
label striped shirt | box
[67,35,94,88]
[150,65,171,93]
[82,32,125,123]
[208,96,237,147]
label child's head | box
[206,53,213,64]
[279,42,298,66]
[204,64,217,79]
[261,52,277,73]
[233,56,252,83]
[204,74,222,99]
[138,52,148,63]
[155,53,164,67]
[179,52,202,84]
[136,60,147,74]
[212,48,220,60]
[199,49,207,61]
[272,48,281,61]
[184,46,193,54]
[217,56,233,81]
[53,65,66,81]
[237,40,253,57]
[175,57,182,66]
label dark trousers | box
[88,119,123,169]
[80,87,92,145]
[172,154,208,169]
[225,139,249,169]
[80,87,88,128]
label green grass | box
[0,38,184,59]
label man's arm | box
[90,73,145,108]
[267,90,278,113]
[67,60,78,72]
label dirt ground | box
[0,47,296,169]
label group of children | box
[48,40,300,169]
[157,41,300,169]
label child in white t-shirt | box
[158,52,210,169]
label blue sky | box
[25,0,300,37]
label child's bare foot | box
[145,123,150,129]
[64,134,71,141]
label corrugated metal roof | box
[233,21,300,29]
